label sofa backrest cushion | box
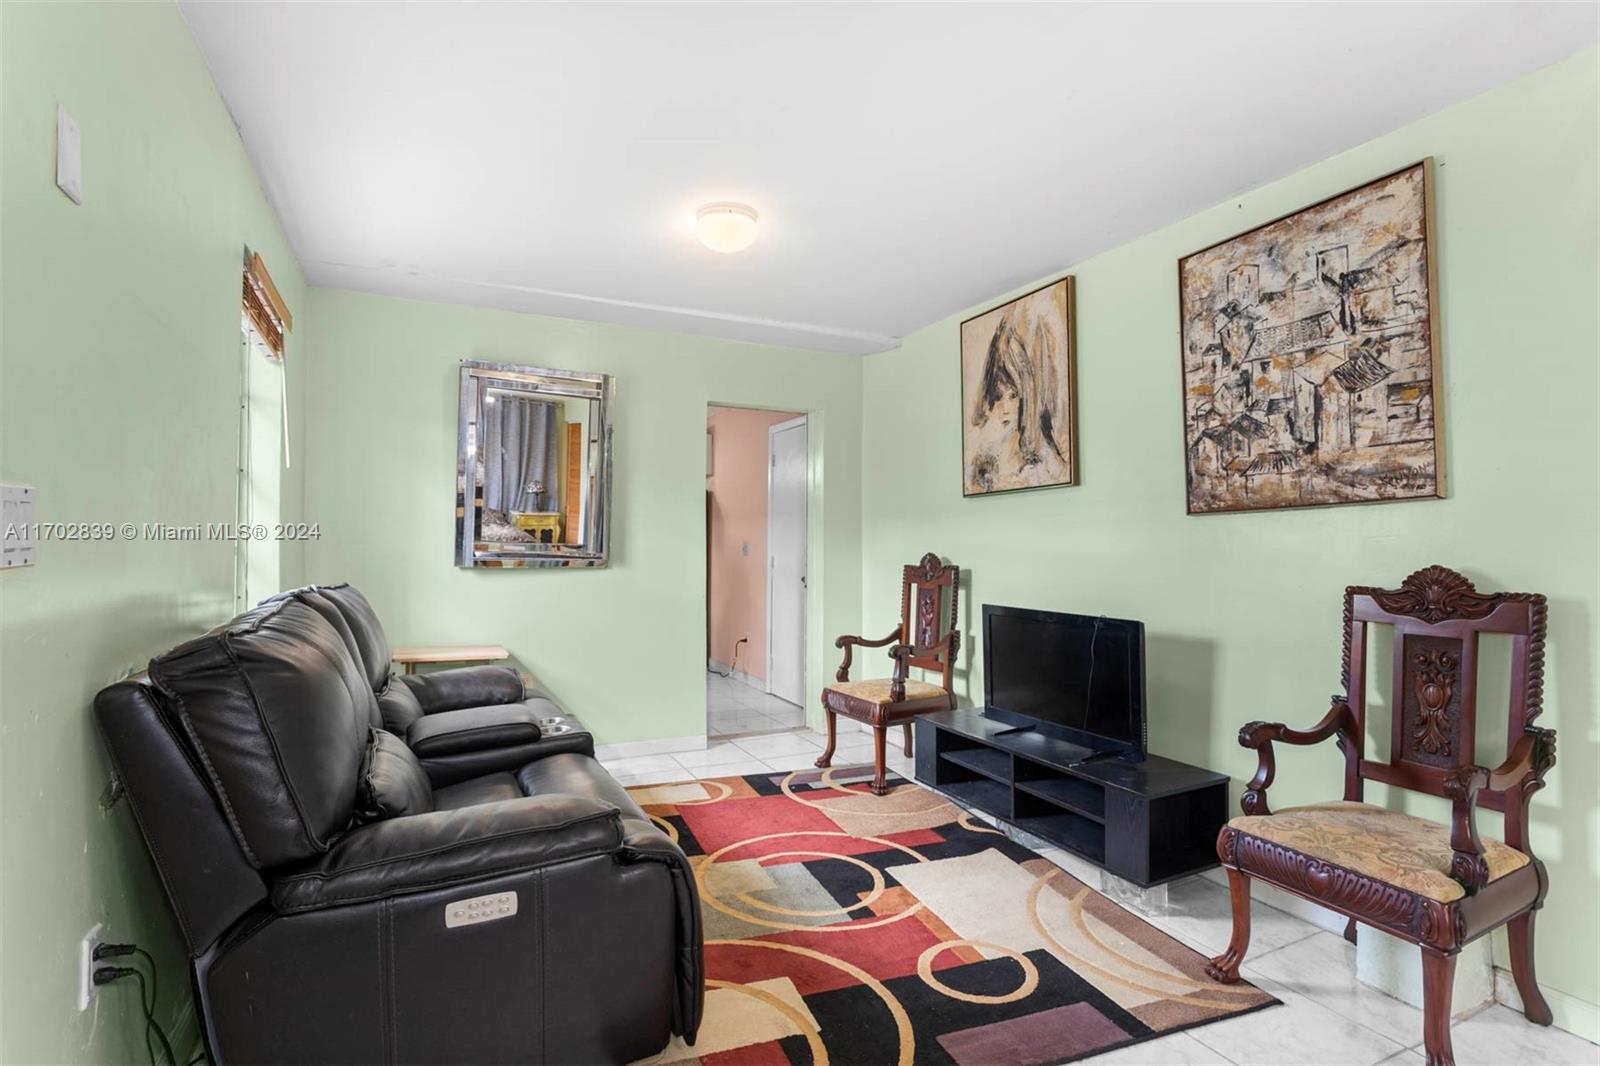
[356,729,435,821]
[279,588,384,729]
[148,598,371,869]
[93,678,269,954]
[377,679,426,733]
[315,584,393,693]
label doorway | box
[766,415,807,707]
[705,405,807,740]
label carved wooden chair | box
[816,553,959,796]
[1207,566,1557,1066]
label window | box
[236,251,292,610]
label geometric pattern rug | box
[627,765,1278,1065]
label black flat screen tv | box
[982,604,1147,757]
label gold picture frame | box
[959,276,1079,497]
[1177,160,1444,516]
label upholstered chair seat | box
[1229,801,1531,904]
[823,678,949,711]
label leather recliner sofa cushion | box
[396,665,525,717]
[406,704,542,759]
[269,794,623,913]
[310,584,393,693]
[357,729,435,820]
[148,598,371,868]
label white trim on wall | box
[593,734,708,761]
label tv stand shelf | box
[915,709,1229,887]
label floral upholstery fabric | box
[823,679,948,707]
[1230,801,1530,903]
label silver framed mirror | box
[455,359,614,568]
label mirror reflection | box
[456,361,612,568]
[479,391,593,545]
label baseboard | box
[593,734,708,760]
[707,659,763,689]
[1495,966,1600,1044]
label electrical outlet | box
[78,923,104,1011]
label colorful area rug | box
[627,766,1277,1065]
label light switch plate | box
[56,105,82,204]
[2,485,35,568]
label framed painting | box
[960,276,1078,496]
[1178,160,1444,515]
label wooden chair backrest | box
[898,553,960,689]
[1342,565,1552,850]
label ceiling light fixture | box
[694,202,759,254]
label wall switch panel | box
[444,891,517,928]
[56,105,82,204]
[2,485,35,567]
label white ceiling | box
[182,2,1595,355]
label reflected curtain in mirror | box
[483,394,560,515]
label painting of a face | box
[960,277,1077,495]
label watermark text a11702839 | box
[3,521,322,543]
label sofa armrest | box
[399,665,525,714]
[270,795,621,914]
[418,726,596,788]
[407,704,541,758]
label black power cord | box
[95,943,158,1008]
[93,944,179,1066]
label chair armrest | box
[833,627,901,683]
[407,704,541,758]
[400,665,525,714]
[271,795,621,914]
[887,633,959,702]
[1440,726,1557,893]
[1237,698,1357,816]
[1487,727,1557,791]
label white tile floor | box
[601,721,913,786]
[705,671,807,738]
[600,724,1598,1066]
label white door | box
[766,417,807,707]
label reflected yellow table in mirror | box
[511,511,562,543]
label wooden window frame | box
[242,250,292,359]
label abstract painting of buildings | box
[961,277,1078,496]
[1178,162,1443,514]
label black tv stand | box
[990,723,1036,737]
[914,709,1229,886]
[1071,748,1132,766]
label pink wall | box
[706,406,801,679]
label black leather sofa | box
[94,584,703,1065]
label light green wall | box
[0,3,307,1062]
[1,3,1593,1060]
[301,288,863,746]
[860,48,1599,1033]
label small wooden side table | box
[511,511,563,543]
[391,644,510,675]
